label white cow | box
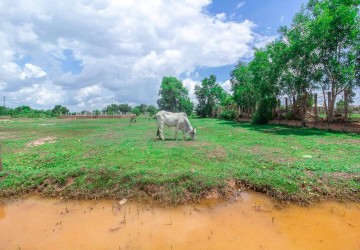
[156,111,196,141]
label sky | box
[5,0,356,111]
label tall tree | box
[51,105,69,115]
[102,104,119,114]
[118,104,132,113]
[231,62,256,113]
[284,0,360,122]
[134,104,148,114]
[146,105,158,116]
[195,75,227,118]
[157,76,193,116]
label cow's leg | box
[175,124,180,140]
[159,122,165,141]
[182,130,186,140]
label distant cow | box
[156,111,196,141]
[129,114,136,124]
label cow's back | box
[156,111,185,126]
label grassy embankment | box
[0,117,359,204]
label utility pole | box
[3,96,5,107]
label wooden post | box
[285,98,288,112]
[314,93,318,124]
[344,89,349,123]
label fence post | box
[344,89,349,124]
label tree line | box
[158,0,360,123]
[0,103,158,118]
[0,105,70,118]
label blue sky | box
[197,0,308,83]
[1,0,357,110]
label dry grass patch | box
[26,136,57,147]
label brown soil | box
[26,136,57,147]
[0,132,19,140]
[208,146,227,160]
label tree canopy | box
[230,0,360,123]
[157,76,194,116]
[195,74,227,118]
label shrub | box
[220,109,236,120]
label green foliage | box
[103,103,132,114]
[0,105,60,118]
[52,105,69,115]
[157,76,193,116]
[220,109,235,120]
[134,104,148,114]
[282,0,360,121]
[230,0,360,123]
[195,75,228,118]
[231,62,255,111]
[118,104,132,113]
[252,97,277,124]
[146,105,158,116]
[131,107,141,116]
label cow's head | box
[189,127,197,141]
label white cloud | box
[0,0,275,110]
[236,1,246,9]
[7,82,63,107]
[0,81,6,90]
[75,85,102,108]
[20,63,47,80]
[215,13,226,21]
[183,78,200,103]
[221,80,232,93]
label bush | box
[220,109,236,120]
[252,97,276,124]
[131,107,141,116]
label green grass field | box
[0,117,359,204]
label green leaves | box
[232,0,360,123]
[195,74,227,118]
[157,76,193,115]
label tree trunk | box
[327,92,332,123]
[344,89,349,123]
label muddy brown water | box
[0,192,359,250]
